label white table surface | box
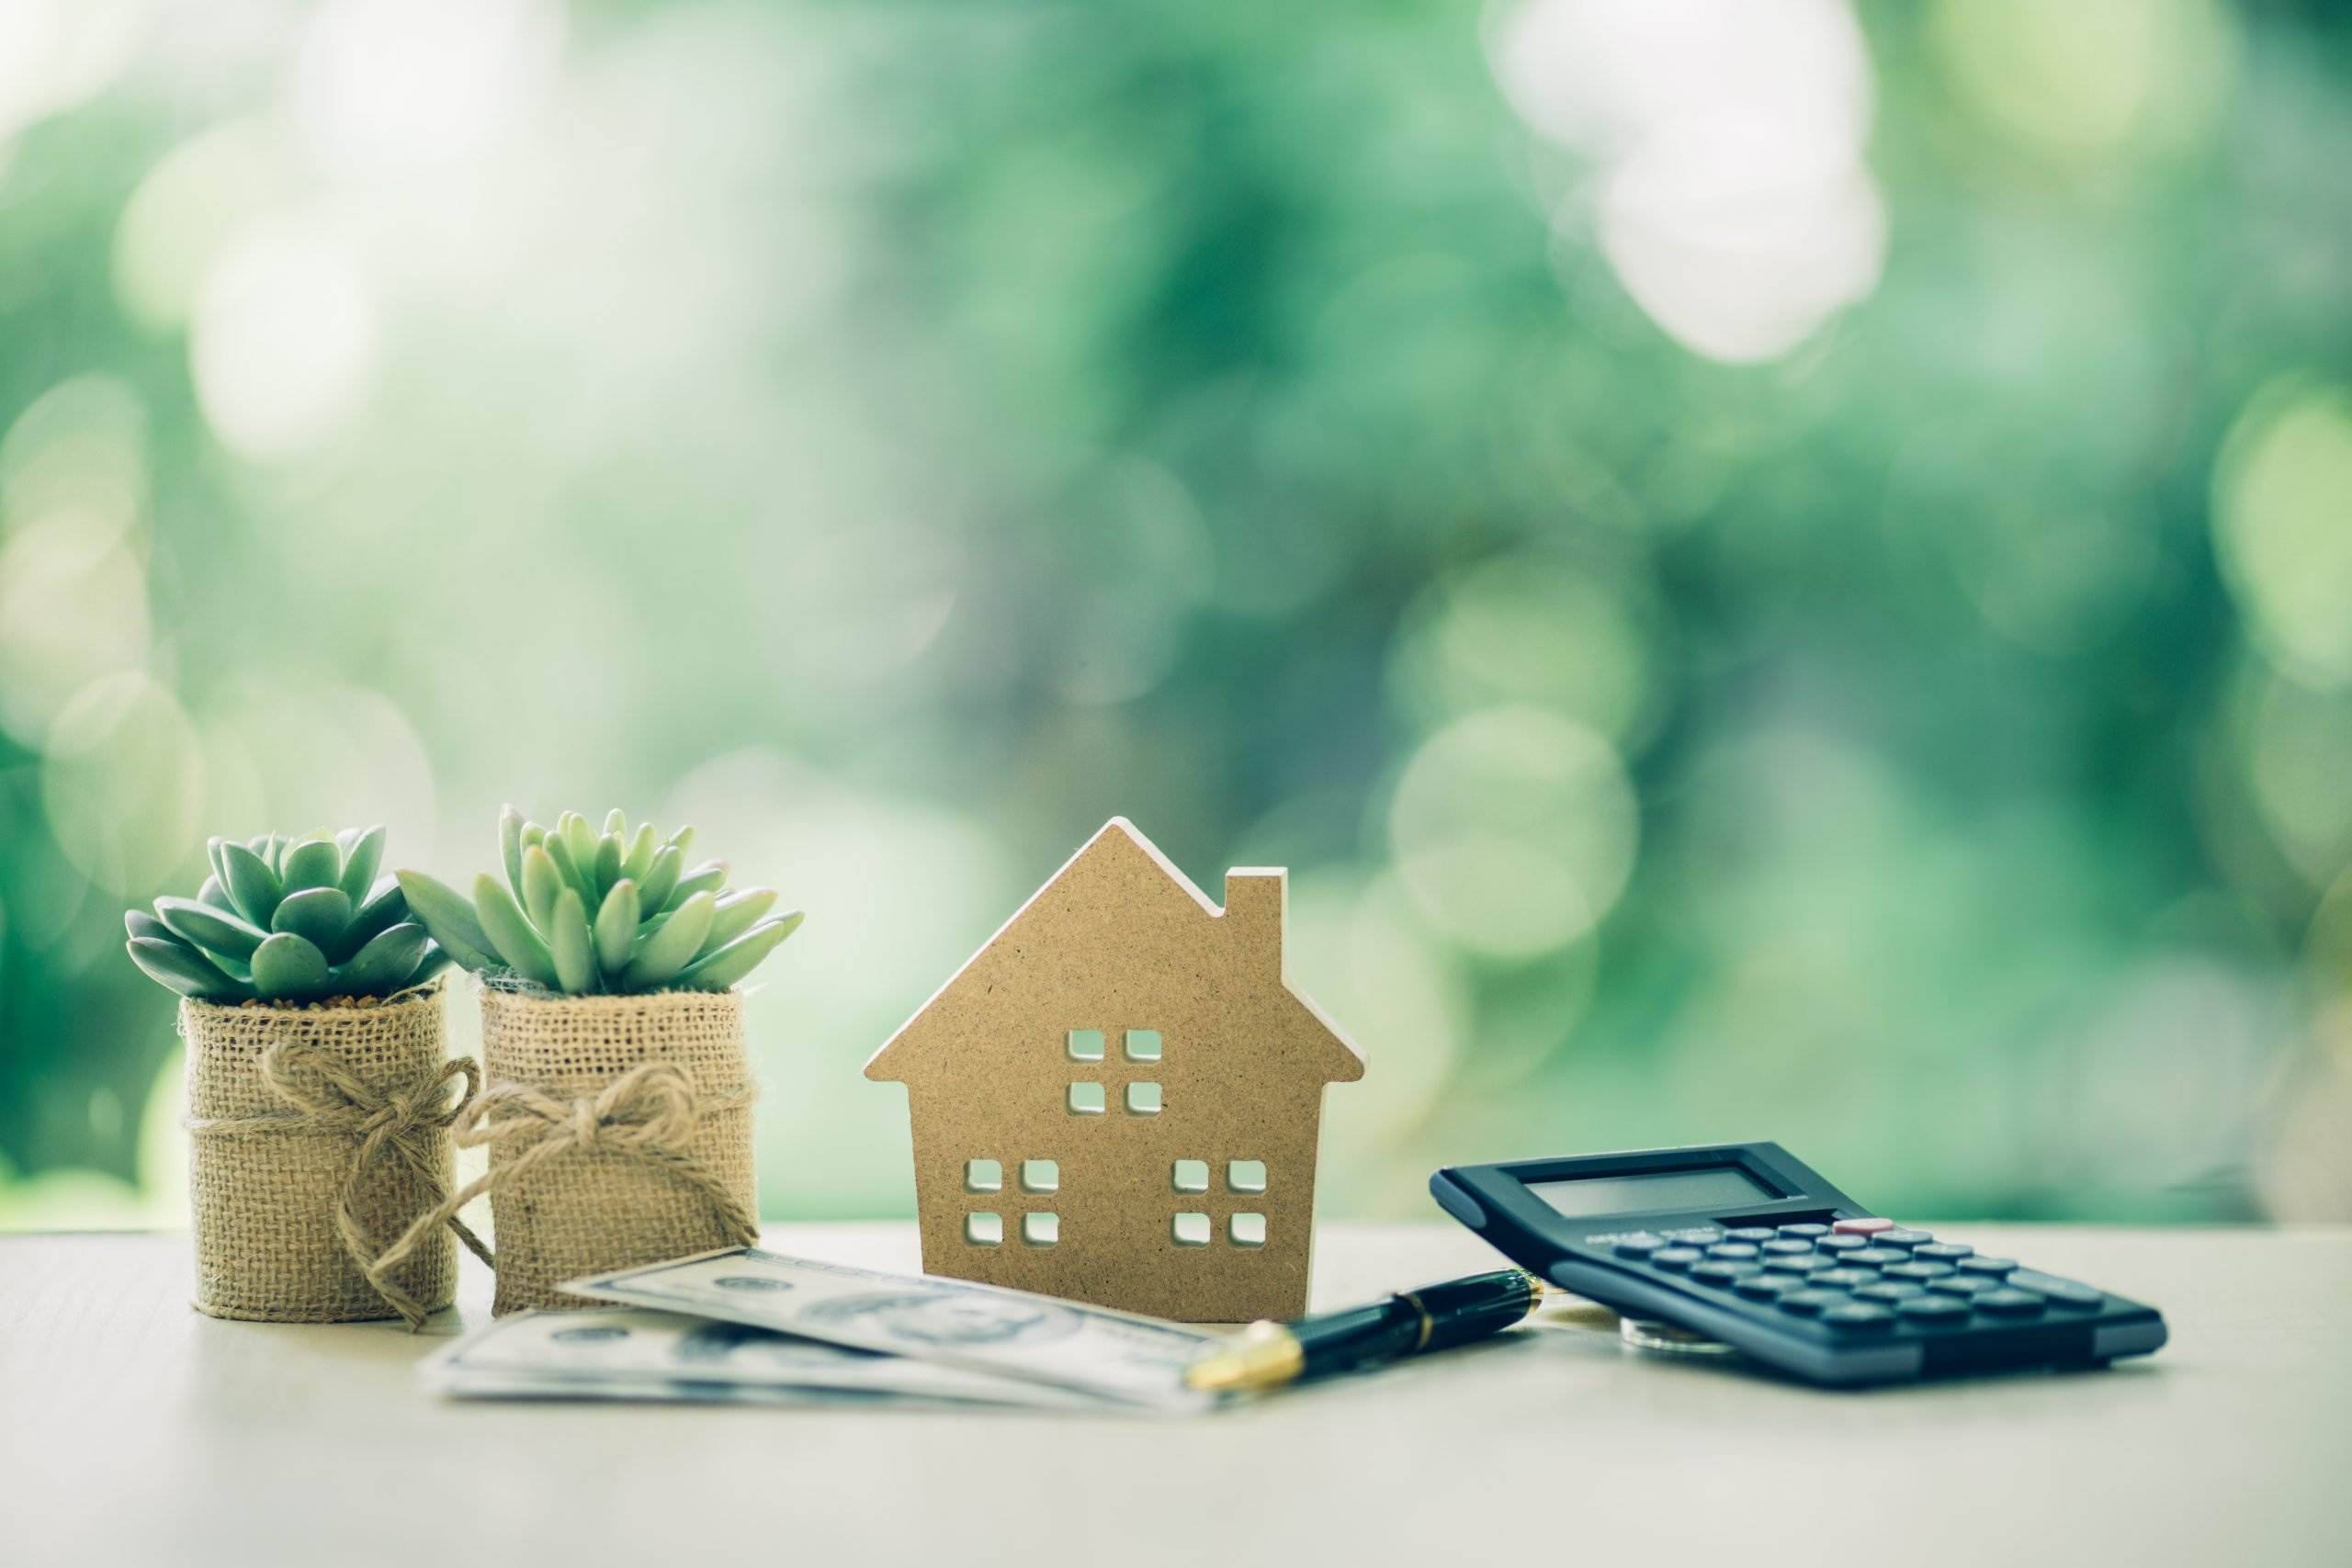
[3,1223,2346,1567]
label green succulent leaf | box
[595,879,639,976]
[250,931,331,1000]
[666,825,695,863]
[280,837,341,895]
[218,841,283,927]
[559,812,596,879]
[154,896,266,961]
[337,826,384,905]
[520,843,564,932]
[594,833,623,896]
[473,874,560,989]
[705,887,778,953]
[409,946,454,987]
[128,937,254,1000]
[620,822,657,882]
[198,874,236,912]
[126,908,178,946]
[500,806,528,904]
[396,870,504,973]
[635,843,683,914]
[622,889,714,989]
[272,886,352,948]
[334,879,407,963]
[336,921,433,997]
[207,836,232,890]
[665,860,728,912]
[542,832,595,905]
[603,807,628,840]
[671,914,799,992]
[548,888,594,993]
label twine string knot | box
[182,1039,492,1329]
[366,1061,759,1326]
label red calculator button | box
[1832,1217,1894,1235]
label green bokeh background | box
[4,0,2349,1231]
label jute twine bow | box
[368,1061,759,1324]
[183,1041,493,1329]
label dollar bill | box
[561,1248,1222,1412]
[424,1307,1114,1412]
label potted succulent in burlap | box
[390,808,799,1314]
[125,828,482,1326]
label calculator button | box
[1814,1234,1868,1253]
[1877,1228,1933,1248]
[1843,1248,1906,1268]
[1807,1268,1876,1289]
[1897,1295,1973,1323]
[1883,1261,1955,1281]
[1650,1247,1704,1270]
[1705,1243,1761,1260]
[2006,1270,2103,1309]
[1973,1288,2048,1315]
[1763,1254,1824,1273]
[1854,1281,1925,1303]
[1775,1224,1829,1239]
[1928,1274,2000,1296]
[1736,1274,1804,1299]
[1778,1289,1845,1315]
[1913,1242,1973,1263]
[1759,1238,1816,1256]
[1724,1227,1777,1244]
[1613,1235,1668,1258]
[1821,1303,1894,1329]
[1956,1256,2017,1277]
[1691,1260,1762,1285]
[1832,1217,1894,1235]
[1675,1230,1724,1247]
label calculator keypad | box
[1622,1223,2110,1335]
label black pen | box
[1184,1268,1547,1393]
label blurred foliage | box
[3,0,2350,1230]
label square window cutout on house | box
[1230,1213,1267,1247]
[1227,1159,1267,1193]
[1125,1082,1162,1115]
[965,1159,1002,1193]
[1124,1029,1161,1062]
[1171,1159,1209,1193]
[1171,1212,1212,1247]
[1067,1029,1104,1062]
[966,1213,1003,1247]
[1068,1082,1105,1115]
[1022,1213,1059,1247]
[1021,1159,1058,1193]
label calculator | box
[1430,1142,2166,1387]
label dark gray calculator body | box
[1430,1142,2166,1387]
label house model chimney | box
[1224,869,1284,974]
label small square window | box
[1021,1159,1058,1193]
[1067,1029,1104,1062]
[1125,1082,1162,1115]
[1022,1213,1059,1247]
[965,1213,1003,1247]
[1230,1213,1266,1247]
[1068,1082,1105,1115]
[1124,1029,1162,1062]
[964,1159,1002,1193]
[1227,1159,1267,1194]
[1171,1213,1211,1247]
[1171,1159,1209,1193]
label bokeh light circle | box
[1388,706,1639,959]
[40,673,206,897]
[2213,378,2352,690]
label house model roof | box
[865,817,1364,1086]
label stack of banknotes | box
[422,1248,1224,1414]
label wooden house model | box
[865,818,1364,1323]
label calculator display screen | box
[1525,1166,1776,1219]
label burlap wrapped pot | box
[182,987,482,1325]
[466,980,759,1315]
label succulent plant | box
[125,828,449,1004]
[396,807,801,997]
